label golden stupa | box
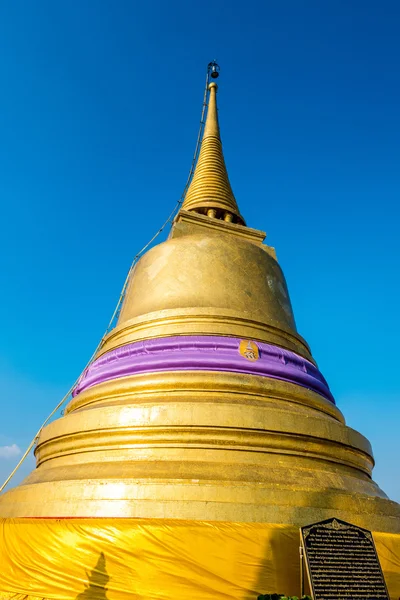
[0,75,399,600]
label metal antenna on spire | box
[208,60,220,79]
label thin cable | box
[103,197,185,333]
[0,199,184,495]
[103,70,210,332]
[0,68,212,494]
[179,70,210,200]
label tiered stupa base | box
[0,360,399,598]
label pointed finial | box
[181,70,245,225]
[203,82,219,139]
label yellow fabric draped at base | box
[0,519,399,600]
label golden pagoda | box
[0,73,399,600]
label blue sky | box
[0,1,399,501]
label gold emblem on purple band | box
[239,340,259,361]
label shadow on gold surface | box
[245,529,300,600]
[76,553,109,600]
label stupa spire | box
[182,82,245,224]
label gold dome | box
[101,209,310,359]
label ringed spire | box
[182,82,245,225]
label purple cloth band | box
[73,336,334,404]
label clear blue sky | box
[0,1,399,501]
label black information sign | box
[300,517,389,600]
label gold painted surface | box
[65,371,343,421]
[172,209,265,243]
[117,228,292,325]
[34,401,372,472]
[182,83,244,223]
[172,210,278,259]
[99,307,311,359]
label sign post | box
[299,543,305,598]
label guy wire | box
[0,68,211,494]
